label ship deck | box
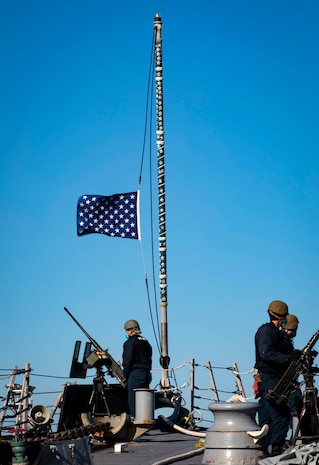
[92,429,204,465]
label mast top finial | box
[154,12,162,37]
[154,12,162,23]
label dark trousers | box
[127,368,151,417]
[258,372,290,450]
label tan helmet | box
[282,314,299,330]
[124,319,140,331]
[268,300,288,319]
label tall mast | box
[154,13,170,388]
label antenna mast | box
[154,13,170,388]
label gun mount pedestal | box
[89,367,113,417]
[290,368,319,445]
[63,307,157,443]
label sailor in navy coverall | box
[255,300,301,456]
[122,319,152,418]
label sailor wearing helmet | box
[254,300,301,456]
[122,319,152,418]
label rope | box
[232,368,255,375]
[151,447,204,465]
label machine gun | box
[64,307,126,388]
[266,329,319,406]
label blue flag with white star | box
[77,191,140,240]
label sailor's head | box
[124,319,141,336]
[268,300,288,323]
[282,314,299,337]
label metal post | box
[154,12,170,388]
[231,363,246,398]
[190,358,195,413]
[0,366,17,433]
[16,363,32,429]
[204,361,220,402]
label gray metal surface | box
[92,430,204,465]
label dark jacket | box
[122,334,152,380]
[255,322,290,376]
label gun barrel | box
[303,329,319,354]
[64,307,103,351]
[64,307,126,387]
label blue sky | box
[1,1,319,426]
